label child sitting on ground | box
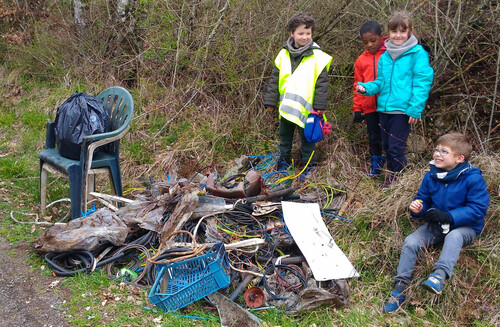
[352,21,387,177]
[383,132,489,313]
[264,12,332,181]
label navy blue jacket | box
[411,161,489,234]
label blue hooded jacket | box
[358,44,434,119]
[411,161,489,234]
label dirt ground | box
[0,237,71,327]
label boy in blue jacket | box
[383,132,489,313]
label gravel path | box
[0,237,71,327]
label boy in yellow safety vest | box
[264,12,332,181]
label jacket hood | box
[429,161,481,182]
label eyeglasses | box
[432,147,459,157]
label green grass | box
[0,63,499,327]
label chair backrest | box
[95,87,134,153]
[97,86,134,132]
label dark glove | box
[428,222,444,234]
[423,208,450,224]
[353,112,364,123]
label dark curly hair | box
[287,12,315,33]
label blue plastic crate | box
[148,242,230,312]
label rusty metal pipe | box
[229,266,260,301]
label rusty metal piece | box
[206,172,247,198]
[243,187,296,203]
[244,286,266,308]
[205,170,265,199]
[244,170,263,197]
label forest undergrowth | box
[0,0,499,326]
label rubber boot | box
[368,155,386,177]
[276,160,291,171]
[298,166,314,182]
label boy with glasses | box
[383,132,489,313]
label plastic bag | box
[304,111,324,143]
[55,92,110,160]
[33,208,129,253]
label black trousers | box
[279,118,316,166]
[364,112,382,156]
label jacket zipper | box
[384,58,395,111]
[442,184,448,211]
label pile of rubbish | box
[33,154,358,322]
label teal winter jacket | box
[358,44,433,119]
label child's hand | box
[409,200,423,214]
[356,84,366,94]
[408,117,420,124]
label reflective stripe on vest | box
[276,47,332,127]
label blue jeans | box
[394,223,477,286]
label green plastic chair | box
[39,86,134,219]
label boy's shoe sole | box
[421,274,444,295]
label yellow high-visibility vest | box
[276,48,332,127]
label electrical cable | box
[275,150,315,184]
[45,250,96,277]
[105,244,151,284]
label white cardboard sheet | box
[281,201,359,280]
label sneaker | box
[421,273,444,295]
[297,166,314,182]
[383,290,406,313]
[276,160,291,171]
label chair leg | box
[108,160,123,197]
[88,173,96,195]
[40,162,48,218]
[83,172,96,214]
[68,168,83,220]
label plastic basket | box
[148,242,230,312]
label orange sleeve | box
[352,57,364,112]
